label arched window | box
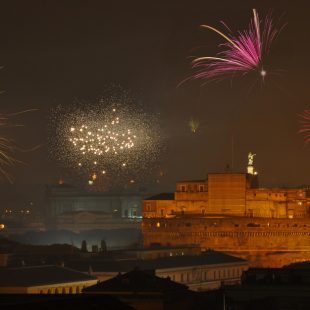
[69,287,73,294]
[62,287,66,294]
[75,286,80,294]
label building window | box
[204,271,207,280]
[199,185,204,192]
[161,209,165,217]
[181,273,184,282]
[181,185,186,192]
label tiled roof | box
[0,265,97,287]
[83,269,187,293]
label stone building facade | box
[142,172,310,267]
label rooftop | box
[0,265,97,287]
[68,250,247,273]
[145,193,174,200]
[83,268,187,293]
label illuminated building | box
[0,265,97,294]
[71,249,248,291]
[45,183,143,232]
[142,153,310,267]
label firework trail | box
[50,91,162,189]
[190,9,283,83]
[298,109,310,145]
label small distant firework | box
[190,9,283,83]
[0,109,39,182]
[189,117,199,133]
[0,127,15,182]
[50,91,161,189]
[298,109,310,145]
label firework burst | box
[189,117,199,133]
[298,109,310,145]
[190,9,283,83]
[0,109,39,182]
[50,92,162,189]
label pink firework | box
[191,9,281,82]
[299,110,310,145]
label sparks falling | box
[69,109,137,157]
[191,9,282,83]
[298,109,310,145]
[50,92,162,189]
[0,109,40,182]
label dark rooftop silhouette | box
[0,265,97,287]
[83,268,187,293]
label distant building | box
[0,265,98,294]
[45,184,144,232]
[142,155,310,267]
[68,249,248,291]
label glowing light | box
[298,109,310,145]
[0,224,4,229]
[188,9,283,83]
[49,88,162,190]
[156,222,160,228]
[189,117,199,133]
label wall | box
[142,217,310,267]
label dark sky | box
[0,0,310,206]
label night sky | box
[0,0,310,208]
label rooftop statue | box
[248,152,256,166]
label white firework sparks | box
[50,94,161,189]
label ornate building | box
[142,154,310,267]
